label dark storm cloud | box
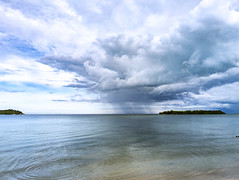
[37,0,239,111]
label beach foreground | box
[1,114,239,179]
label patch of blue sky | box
[0,81,25,93]
[23,82,54,91]
[0,0,12,4]
[0,81,76,94]
[0,72,10,75]
[23,82,75,93]
[0,34,43,58]
[0,82,49,93]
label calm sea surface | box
[1,114,239,180]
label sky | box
[1,0,239,114]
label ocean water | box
[1,114,239,180]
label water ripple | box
[1,115,239,179]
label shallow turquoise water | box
[1,114,239,180]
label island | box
[159,110,226,115]
[0,109,24,115]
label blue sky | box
[1,0,239,114]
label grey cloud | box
[94,18,239,101]
[40,2,239,112]
[41,56,87,76]
[65,82,94,89]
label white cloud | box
[0,1,96,56]
[190,0,239,25]
[0,55,81,87]
[186,82,239,111]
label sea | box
[1,114,239,180]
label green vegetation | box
[0,109,24,115]
[159,110,226,115]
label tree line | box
[0,109,24,115]
[159,110,225,114]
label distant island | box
[0,109,24,115]
[159,110,226,115]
